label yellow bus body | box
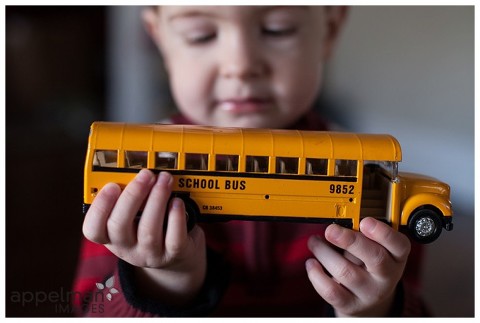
[83,122,453,243]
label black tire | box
[407,208,443,243]
[177,195,199,232]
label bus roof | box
[90,122,402,162]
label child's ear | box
[142,7,169,69]
[322,6,349,60]
[142,7,163,49]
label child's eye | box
[261,26,297,37]
[185,32,216,45]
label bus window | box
[185,153,209,170]
[155,152,178,170]
[246,156,269,173]
[215,154,239,172]
[276,157,299,174]
[335,160,357,177]
[364,161,398,180]
[306,158,328,175]
[125,151,148,169]
[93,150,118,168]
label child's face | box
[144,6,344,128]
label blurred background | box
[5,6,474,317]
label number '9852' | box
[329,184,354,194]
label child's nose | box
[220,34,267,79]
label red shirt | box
[73,112,430,316]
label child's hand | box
[82,169,206,305]
[306,217,411,317]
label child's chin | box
[222,115,279,129]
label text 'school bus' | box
[83,122,453,243]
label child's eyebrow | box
[259,6,310,15]
[166,8,218,22]
[166,6,310,22]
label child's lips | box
[218,98,271,114]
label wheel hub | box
[416,217,435,237]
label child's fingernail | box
[157,171,172,186]
[305,258,316,271]
[136,169,153,183]
[103,183,121,196]
[307,234,321,249]
[327,224,342,241]
[360,217,376,234]
[171,197,183,209]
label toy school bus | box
[83,122,453,243]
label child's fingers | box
[359,217,411,265]
[164,197,189,257]
[305,257,354,310]
[308,231,393,313]
[307,234,367,292]
[83,182,121,244]
[325,223,391,278]
[325,220,409,278]
[137,172,173,249]
[107,169,156,246]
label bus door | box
[360,163,390,222]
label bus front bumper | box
[443,216,453,231]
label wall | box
[323,6,474,316]
[6,6,106,316]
